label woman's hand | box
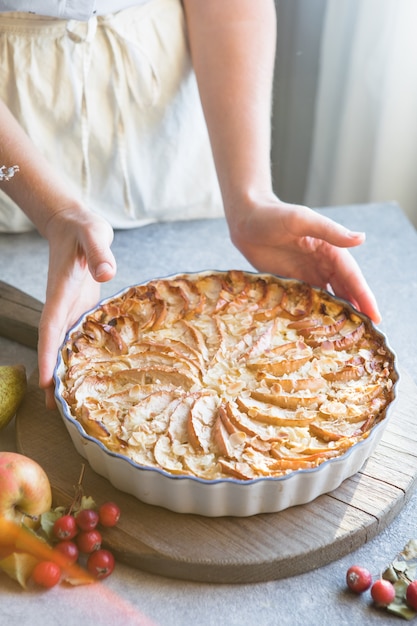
[184,0,380,324]
[225,192,381,324]
[0,101,117,407]
[38,209,116,408]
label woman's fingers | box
[78,216,117,283]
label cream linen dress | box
[0,0,223,232]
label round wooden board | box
[16,369,417,584]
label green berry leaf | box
[78,495,96,512]
[40,506,66,540]
[383,564,399,583]
[387,600,417,621]
[383,543,417,620]
[401,540,417,561]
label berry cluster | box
[346,566,397,605]
[31,501,120,589]
[346,557,417,619]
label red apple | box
[0,452,52,527]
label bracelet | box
[0,165,20,181]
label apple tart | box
[57,270,397,482]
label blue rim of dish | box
[53,270,400,487]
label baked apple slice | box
[119,365,199,389]
[153,435,186,475]
[123,390,181,434]
[240,319,277,360]
[212,414,247,457]
[171,276,205,317]
[132,339,204,373]
[294,313,347,338]
[217,458,257,480]
[191,315,223,362]
[224,401,289,441]
[280,281,313,318]
[236,395,315,427]
[253,281,285,321]
[250,389,325,410]
[218,403,239,434]
[66,372,134,407]
[167,396,195,445]
[259,376,327,392]
[187,392,219,453]
[246,340,313,376]
[149,280,189,327]
[117,284,165,331]
[306,321,366,350]
[309,419,369,441]
[194,273,225,313]
[269,445,342,465]
[72,319,129,355]
[183,451,220,480]
[323,362,366,382]
[126,348,200,376]
[212,414,234,457]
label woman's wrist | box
[223,187,279,233]
[41,199,83,234]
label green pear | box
[0,364,27,430]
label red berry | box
[87,549,115,579]
[53,514,78,540]
[76,529,102,554]
[406,580,417,610]
[75,508,99,531]
[54,540,79,565]
[98,502,121,527]
[31,561,62,588]
[346,565,373,593]
[371,579,396,606]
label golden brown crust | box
[59,271,397,480]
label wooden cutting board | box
[3,281,417,583]
[0,280,42,349]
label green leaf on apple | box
[0,552,38,588]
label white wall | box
[273,0,417,229]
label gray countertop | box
[1,201,417,625]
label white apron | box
[0,0,223,232]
